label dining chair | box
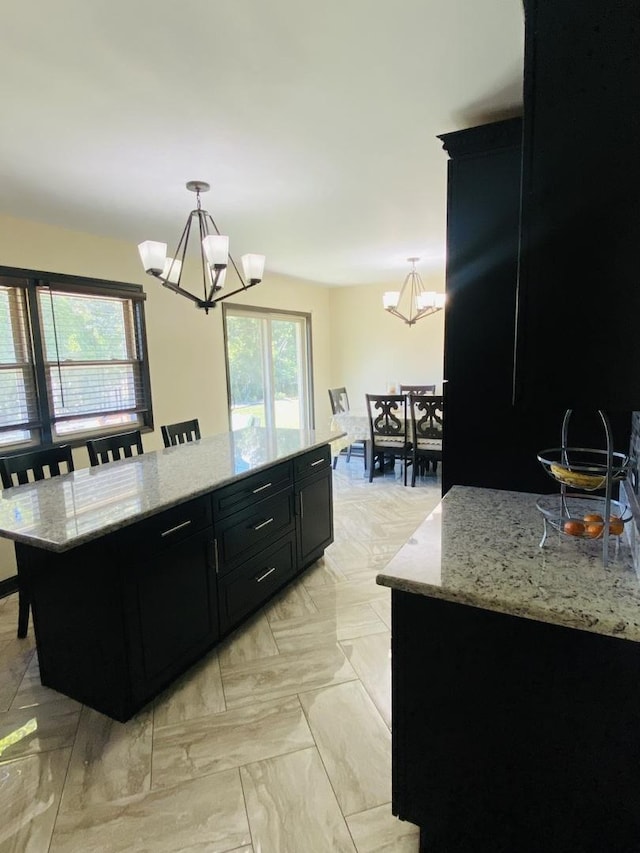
[328,387,367,469]
[161,418,201,448]
[86,430,144,466]
[400,384,436,395]
[408,394,444,486]
[0,445,75,638]
[365,394,413,485]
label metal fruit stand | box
[536,409,631,567]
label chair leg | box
[333,456,338,470]
[17,589,29,639]
[346,445,352,463]
[368,445,375,482]
[411,451,417,487]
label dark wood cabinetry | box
[294,445,333,568]
[439,119,630,495]
[20,444,335,721]
[515,0,640,411]
[391,589,640,852]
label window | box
[0,267,152,451]
[223,305,313,431]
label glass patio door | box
[223,306,312,431]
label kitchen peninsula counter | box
[377,484,640,641]
[378,485,640,853]
[0,426,342,551]
[0,426,342,722]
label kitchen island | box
[377,485,640,853]
[0,426,342,721]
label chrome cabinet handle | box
[253,517,274,531]
[252,482,272,494]
[310,458,324,467]
[300,494,304,519]
[161,519,192,537]
[255,566,276,583]
[212,538,219,574]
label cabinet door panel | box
[296,468,333,568]
[127,527,218,699]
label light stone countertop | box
[0,426,343,553]
[376,484,640,642]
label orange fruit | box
[563,520,585,536]
[584,521,604,539]
[583,513,604,524]
[609,517,624,536]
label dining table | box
[330,410,443,471]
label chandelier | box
[137,180,265,314]
[383,257,445,326]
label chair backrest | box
[400,384,436,395]
[161,418,201,448]
[409,394,444,440]
[86,430,144,467]
[0,445,75,489]
[366,394,408,440]
[328,387,350,415]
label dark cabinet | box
[125,527,218,705]
[439,119,630,495]
[515,0,640,410]
[294,447,333,568]
[21,444,335,721]
[217,534,297,634]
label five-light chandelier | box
[138,181,265,314]
[383,257,445,326]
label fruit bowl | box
[537,447,629,491]
[536,493,632,540]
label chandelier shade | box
[137,181,265,314]
[383,257,445,326]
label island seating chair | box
[86,430,144,466]
[328,387,367,470]
[400,384,436,395]
[365,393,413,486]
[161,418,201,448]
[0,444,75,638]
[408,393,444,486]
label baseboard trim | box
[0,575,18,599]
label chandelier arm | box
[206,268,222,305]
[204,278,261,306]
[196,210,213,302]
[159,278,205,305]
[160,214,194,289]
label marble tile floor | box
[0,458,442,853]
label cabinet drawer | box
[114,495,212,558]
[218,535,296,635]
[212,461,292,519]
[216,491,294,573]
[293,445,331,480]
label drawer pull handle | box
[253,517,274,531]
[252,482,272,494]
[255,566,277,583]
[311,458,324,467]
[161,520,192,537]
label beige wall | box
[328,280,445,411]
[0,213,444,582]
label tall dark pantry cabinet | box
[439,117,629,495]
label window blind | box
[0,280,40,445]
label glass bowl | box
[537,447,629,491]
[536,493,632,540]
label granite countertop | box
[0,426,343,552]
[376,484,640,642]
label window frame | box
[0,265,153,453]
[222,303,314,432]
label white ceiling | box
[0,1,524,287]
